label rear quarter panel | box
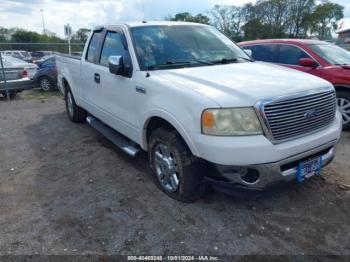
[56,55,82,98]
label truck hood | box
[154,62,332,107]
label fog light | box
[240,169,260,184]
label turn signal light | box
[202,111,214,128]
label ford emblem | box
[304,110,318,119]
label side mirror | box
[244,49,252,57]
[109,56,124,75]
[299,58,317,68]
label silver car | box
[2,50,33,63]
[0,55,36,99]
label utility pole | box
[142,0,145,21]
[40,9,46,35]
[64,24,72,55]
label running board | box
[86,116,141,157]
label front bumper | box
[193,110,342,166]
[205,139,338,191]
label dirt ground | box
[0,90,349,256]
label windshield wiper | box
[211,57,253,64]
[147,60,213,70]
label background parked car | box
[31,51,54,63]
[239,39,350,130]
[33,55,57,91]
[34,54,55,65]
[0,55,34,99]
[2,55,38,79]
[2,50,33,63]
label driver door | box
[90,29,138,141]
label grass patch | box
[19,89,62,100]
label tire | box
[148,127,206,202]
[337,91,350,131]
[39,76,53,92]
[1,91,16,99]
[65,88,87,123]
[9,91,17,99]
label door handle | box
[136,86,146,94]
[94,73,100,84]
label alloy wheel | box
[153,143,180,192]
[40,78,51,91]
[337,97,350,125]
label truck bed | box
[56,54,82,95]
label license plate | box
[297,156,322,182]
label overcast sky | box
[1,0,349,37]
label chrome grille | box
[260,89,336,143]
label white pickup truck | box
[57,21,342,202]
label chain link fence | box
[0,42,84,100]
[0,42,84,54]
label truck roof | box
[93,21,208,30]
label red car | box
[239,39,350,130]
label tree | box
[169,12,210,24]
[74,28,91,43]
[250,0,292,38]
[0,27,8,41]
[308,1,344,39]
[210,5,245,41]
[242,18,271,40]
[287,0,315,37]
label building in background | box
[337,18,350,44]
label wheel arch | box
[142,113,199,156]
[62,77,71,95]
[334,85,350,93]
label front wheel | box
[337,91,350,131]
[148,127,206,202]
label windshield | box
[2,55,26,64]
[20,51,31,58]
[309,44,350,65]
[40,55,53,61]
[130,25,251,70]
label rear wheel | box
[39,76,53,92]
[148,127,206,202]
[65,88,87,123]
[1,91,17,99]
[337,91,350,130]
[9,91,17,99]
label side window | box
[99,31,126,67]
[42,58,55,67]
[276,45,310,65]
[244,45,275,62]
[86,32,101,62]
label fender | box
[141,109,200,157]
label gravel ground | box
[0,90,349,256]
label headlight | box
[201,108,263,136]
